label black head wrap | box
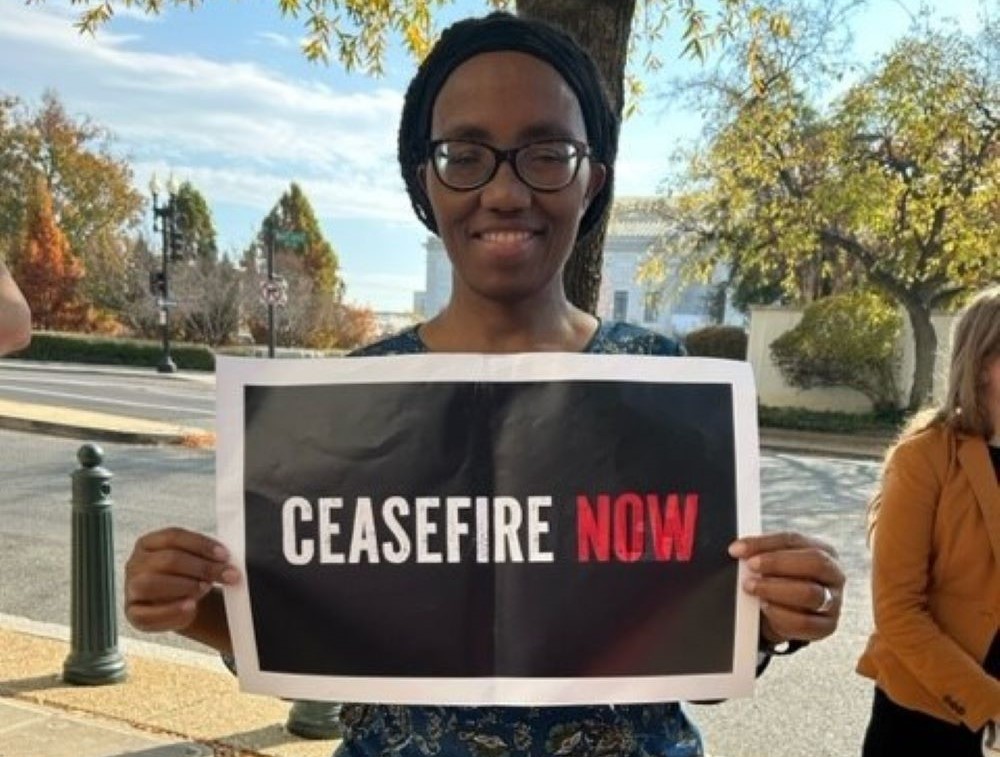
[398,11,618,240]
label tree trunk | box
[517,0,637,313]
[904,302,937,411]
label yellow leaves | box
[72,1,115,35]
[402,19,429,58]
[636,254,667,285]
[768,12,790,39]
[678,6,712,62]
[623,76,646,120]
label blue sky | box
[0,0,985,312]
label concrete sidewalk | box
[0,617,336,757]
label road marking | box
[0,372,212,400]
[0,384,215,416]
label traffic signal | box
[149,271,166,297]
[168,223,185,261]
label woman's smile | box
[473,227,543,261]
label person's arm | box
[124,527,240,655]
[0,261,30,355]
[870,438,1000,730]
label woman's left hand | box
[729,531,845,645]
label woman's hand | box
[729,531,845,645]
[124,527,240,634]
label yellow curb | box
[0,399,214,447]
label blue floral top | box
[351,320,684,358]
[335,321,704,757]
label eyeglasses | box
[428,138,592,192]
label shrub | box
[758,405,905,434]
[770,292,903,412]
[684,325,748,360]
[8,331,216,371]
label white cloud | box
[253,31,296,48]
[2,2,408,218]
[132,161,417,224]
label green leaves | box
[770,291,903,411]
[653,19,996,407]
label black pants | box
[863,630,1000,755]
[862,688,982,756]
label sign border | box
[216,352,761,705]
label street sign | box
[274,230,306,247]
[260,277,288,307]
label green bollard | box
[286,700,342,740]
[63,443,127,685]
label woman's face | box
[424,51,606,305]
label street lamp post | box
[149,174,179,374]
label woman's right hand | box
[124,527,240,633]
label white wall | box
[418,238,452,317]
[748,306,958,412]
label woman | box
[858,286,1000,756]
[125,13,845,756]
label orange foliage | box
[329,303,378,349]
[10,180,92,331]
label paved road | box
[691,450,880,757]
[0,428,216,655]
[0,363,214,428]
[0,427,882,756]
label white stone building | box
[412,196,739,337]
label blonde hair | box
[868,286,1000,536]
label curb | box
[759,430,890,461]
[0,415,211,447]
[0,358,216,386]
[0,399,215,448]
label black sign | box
[243,379,737,678]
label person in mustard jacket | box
[858,286,1000,756]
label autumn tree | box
[138,181,230,344]
[0,92,144,314]
[665,26,998,409]
[11,179,89,331]
[174,256,243,346]
[242,183,349,347]
[115,234,164,338]
[328,302,378,349]
[253,183,343,296]
[242,250,363,349]
[0,97,34,252]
